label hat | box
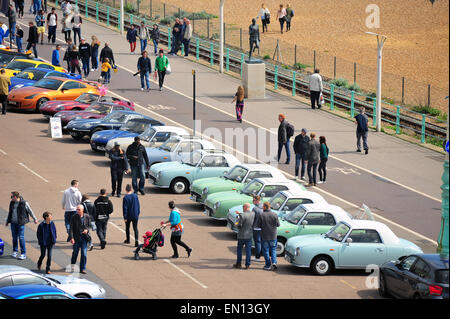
[301,128,308,133]
[114,142,120,147]
[144,231,152,238]
[80,37,85,41]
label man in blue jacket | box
[123,184,140,247]
[52,44,61,66]
[36,212,57,274]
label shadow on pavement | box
[188,217,227,227]
[356,289,381,299]
[90,160,110,167]
[208,231,236,242]
[28,118,48,123]
[78,149,105,156]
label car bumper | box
[90,141,107,151]
[189,191,204,203]
[226,218,238,233]
[7,100,34,110]
[203,205,226,220]
[284,250,308,268]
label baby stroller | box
[134,227,165,260]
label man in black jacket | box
[126,136,150,195]
[277,114,291,164]
[69,204,91,274]
[26,21,39,58]
[79,37,91,78]
[293,128,310,181]
[99,42,115,66]
[137,51,152,91]
[94,189,113,249]
[108,142,129,197]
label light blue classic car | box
[284,220,423,276]
[149,150,241,194]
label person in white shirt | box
[277,4,287,34]
[309,69,323,109]
[46,7,57,44]
[256,4,270,33]
[62,179,82,241]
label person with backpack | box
[306,132,321,186]
[285,4,294,32]
[293,128,310,181]
[26,21,39,58]
[318,136,329,184]
[231,85,245,123]
[355,107,369,154]
[62,180,82,241]
[276,4,287,34]
[94,189,113,250]
[277,114,292,164]
[256,4,270,33]
[161,201,192,259]
[36,212,57,274]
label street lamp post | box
[192,70,196,136]
[219,0,225,73]
[366,32,387,132]
[120,0,124,35]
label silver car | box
[0,265,106,299]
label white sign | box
[49,117,63,138]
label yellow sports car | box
[3,58,66,77]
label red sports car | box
[39,92,135,117]
[54,102,134,126]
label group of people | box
[167,17,193,57]
[256,3,294,34]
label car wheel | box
[71,132,84,140]
[74,293,91,299]
[276,237,286,257]
[311,256,333,276]
[171,178,189,194]
[36,98,49,113]
[378,272,390,298]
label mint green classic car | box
[203,178,306,220]
[190,164,286,204]
[149,150,240,194]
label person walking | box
[17,0,24,18]
[36,212,57,274]
[99,42,115,67]
[5,192,38,260]
[182,19,192,57]
[233,203,255,269]
[251,195,263,262]
[100,57,112,84]
[122,184,140,247]
[35,9,45,45]
[355,107,369,154]
[309,69,323,109]
[42,0,48,12]
[69,205,91,274]
[277,114,291,164]
[127,24,138,55]
[62,13,72,42]
[0,69,11,115]
[161,201,192,259]
[15,25,23,53]
[68,45,81,75]
[169,18,182,55]
[7,4,16,46]
[71,9,82,45]
[32,0,41,15]
[107,142,129,197]
[256,4,270,33]
[14,0,20,13]
[26,21,39,58]
[51,44,61,67]
[277,4,287,34]
[62,180,82,241]
[46,7,57,44]
[255,202,279,271]
[231,85,245,123]
[137,50,152,91]
[81,194,96,251]
[318,136,329,184]
[137,21,149,53]
[126,136,150,195]
[285,4,294,32]
[94,189,113,250]
[63,38,74,71]
[62,0,73,18]
[154,49,169,91]
[293,128,310,181]
[150,24,160,55]
[79,37,91,78]
[90,35,100,71]
[306,132,320,186]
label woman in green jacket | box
[318,136,329,184]
[154,49,169,91]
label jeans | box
[140,71,150,90]
[125,219,139,242]
[71,237,88,272]
[183,39,190,56]
[101,70,111,84]
[152,39,158,54]
[357,131,369,151]
[111,169,124,195]
[10,224,26,254]
[72,28,81,45]
[64,211,76,235]
[170,233,190,257]
[294,153,307,178]
[253,229,262,259]
[140,39,147,52]
[318,158,328,182]
[261,18,268,32]
[262,239,277,268]
[236,238,252,266]
[81,57,90,77]
[91,50,98,69]
[277,140,291,163]
[279,18,285,32]
[16,37,23,53]
[63,30,71,42]
[38,245,53,271]
[48,25,56,43]
[310,90,321,109]
[33,1,41,14]
[307,162,318,184]
[95,219,108,244]
[26,42,38,58]
[131,163,146,193]
[157,70,166,89]
[9,22,16,42]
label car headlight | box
[295,247,300,256]
[12,84,25,89]
[214,202,221,210]
[24,94,38,99]
[202,187,208,195]
[157,171,162,180]
[91,133,99,139]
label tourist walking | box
[137,50,152,91]
[0,69,11,115]
[7,4,16,45]
[71,9,82,45]
[154,49,169,91]
[137,21,149,53]
[62,13,72,42]
[69,205,91,274]
[122,184,140,247]
[293,128,310,181]
[251,195,263,262]
[15,25,23,53]
[51,44,61,66]
[318,136,329,184]
[35,9,45,45]
[32,0,41,15]
[100,57,112,84]
[90,35,100,71]
[99,42,115,66]
[150,24,160,55]
[182,19,192,57]
[81,194,96,251]
[285,4,294,31]
[161,201,192,259]
[69,45,82,75]
[306,132,320,186]
[233,203,255,269]
[309,69,323,109]
[6,192,38,260]
[108,142,129,197]
[355,107,369,154]
[277,114,292,164]
[62,0,72,18]
[17,0,24,18]
[126,136,150,195]
[256,4,270,33]
[277,4,287,34]
[127,24,138,54]
[46,7,58,44]
[79,37,91,78]
[231,85,245,123]
[62,180,82,241]
[36,212,57,274]
[63,38,74,71]
[255,202,279,271]
[94,189,113,250]
[26,21,39,58]
[42,0,48,12]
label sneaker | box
[317,181,324,184]
[251,257,261,262]
[117,194,121,198]
[89,244,94,251]
[294,177,298,181]
[171,254,179,259]
[272,264,278,270]
[124,239,130,244]
[141,88,144,91]
[139,190,145,195]
[356,149,362,152]
[91,69,95,71]
[245,265,250,269]
[80,270,87,274]
[301,177,307,181]
[365,149,369,155]
[159,87,162,91]
[11,252,18,258]
[187,248,192,258]
[263,266,272,271]
[18,254,26,260]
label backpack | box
[286,122,295,138]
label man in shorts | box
[35,9,45,45]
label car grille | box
[205,206,213,217]
[285,250,294,260]
[190,191,202,202]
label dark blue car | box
[9,67,82,92]
[0,284,76,299]
[66,110,157,140]
[90,117,164,151]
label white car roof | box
[237,164,286,179]
[195,150,241,166]
[300,203,353,221]
[0,265,32,275]
[253,178,300,187]
[171,135,216,149]
[153,126,189,135]
[280,190,328,205]
[341,219,400,244]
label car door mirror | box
[346,237,353,245]
[301,220,308,228]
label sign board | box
[48,117,63,138]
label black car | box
[379,254,449,299]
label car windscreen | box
[325,222,350,242]
[284,206,307,224]
[139,127,156,141]
[225,166,248,182]
[183,152,202,166]
[76,93,99,104]
[241,180,263,196]
[0,54,15,65]
[435,270,449,285]
[85,103,112,114]
[159,138,179,152]
[120,120,149,133]
[104,112,129,123]
[33,78,63,90]
[269,192,287,210]
[15,70,47,81]
[6,60,35,71]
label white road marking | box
[328,167,362,175]
[164,259,208,289]
[148,104,176,111]
[0,148,7,155]
[17,162,49,183]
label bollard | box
[85,0,88,18]
[106,6,110,26]
[181,41,185,56]
[274,66,279,90]
[372,98,377,126]
[196,38,199,61]
[240,53,244,77]
[226,48,230,72]
[130,14,133,25]
[421,114,426,143]
[292,72,296,96]
[396,105,401,134]
[96,2,99,23]
[350,91,355,118]
[330,84,335,110]
[210,43,214,66]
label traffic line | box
[340,279,357,290]
[17,162,49,183]
[0,148,7,155]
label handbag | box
[319,92,325,106]
[165,61,172,75]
